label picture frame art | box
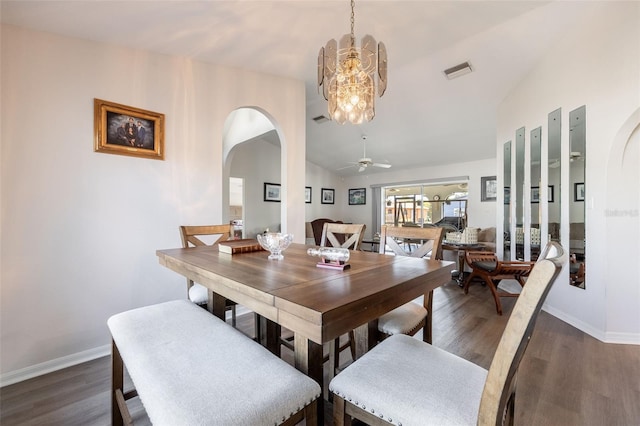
[531,185,554,203]
[264,183,281,202]
[480,176,497,202]
[575,182,585,202]
[305,187,312,203]
[348,188,366,205]
[94,98,164,160]
[321,188,335,204]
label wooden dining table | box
[156,242,454,421]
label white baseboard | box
[0,344,110,388]
[542,304,640,345]
[603,331,640,345]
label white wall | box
[0,25,307,383]
[341,158,498,238]
[229,140,282,237]
[229,139,347,238]
[496,2,640,342]
[305,161,347,223]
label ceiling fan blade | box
[337,163,357,170]
[372,163,392,168]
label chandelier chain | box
[350,0,355,48]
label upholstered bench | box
[108,300,320,426]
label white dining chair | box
[179,224,237,325]
[376,225,445,344]
[330,241,566,426]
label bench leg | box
[111,339,124,426]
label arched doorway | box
[222,107,284,238]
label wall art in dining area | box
[480,175,497,202]
[264,183,281,202]
[348,188,366,205]
[321,188,335,204]
[531,185,554,203]
[574,182,585,201]
[94,98,164,160]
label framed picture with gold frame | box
[94,98,164,160]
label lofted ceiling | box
[2,0,581,176]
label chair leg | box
[464,270,481,294]
[333,337,341,372]
[332,395,349,426]
[347,330,356,360]
[506,389,516,426]
[230,304,237,327]
[485,277,503,315]
[423,290,433,344]
[111,339,124,426]
[326,339,336,401]
[254,313,262,342]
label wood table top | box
[157,243,454,343]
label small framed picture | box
[481,176,497,202]
[531,186,554,203]
[531,185,553,203]
[348,188,366,205]
[574,182,585,201]
[94,98,164,160]
[264,182,281,202]
[321,188,335,204]
[531,186,540,203]
[305,186,312,203]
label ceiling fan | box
[339,136,392,173]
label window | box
[383,183,468,229]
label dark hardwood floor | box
[2,279,639,425]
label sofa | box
[477,227,496,252]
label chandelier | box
[317,0,387,125]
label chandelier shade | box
[317,0,387,125]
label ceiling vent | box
[443,61,473,80]
[312,115,330,124]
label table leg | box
[208,291,226,320]
[352,321,377,359]
[294,334,324,425]
[258,316,281,357]
[456,251,466,287]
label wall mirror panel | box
[503,141,512,260]
[515,127,525,259]
[501,106,587,286]
[569,105,586,288]
[548,108,561,248]
[530,126,542,259]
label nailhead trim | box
[336,391,404,425]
